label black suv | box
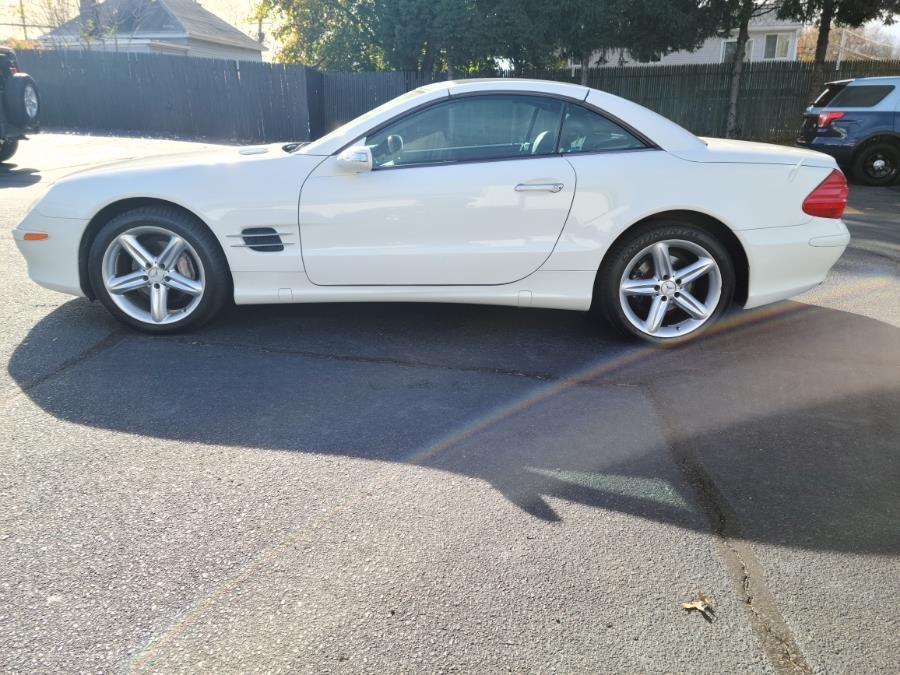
[0,47,40,163]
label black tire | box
[852,143,899,186]
[3,73,40,129]
[0,138,18,163]
[88,206,231,334]
[595,221,735,344]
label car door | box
[298,94,576,286]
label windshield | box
[297,88,432,154]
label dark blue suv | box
[797,76,899,186]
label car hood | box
[54,143,293,181]
[33,142,325,221]
[671,137,837,169]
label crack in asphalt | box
[154,334,648,386]
[644,383,813,674]
[4,328,128,404]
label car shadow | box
[8,299,900,555]
[0,163,42,187]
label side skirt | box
[231,270,596,312]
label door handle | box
[515,183,564,193]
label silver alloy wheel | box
[23,84,38,119]
[619,239,722,339]
[102,226,205,325]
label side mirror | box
[336,145,373,173]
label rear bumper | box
[13,210,87,297]
[0,119,38,140]
[739,217,849,309]
[795,138,854,165]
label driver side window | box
[365,95,564,168]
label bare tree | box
[717,0,777,139]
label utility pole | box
[835,27,847,69]
[18,0,28,40]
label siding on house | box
[42,36,262,61]
[584,13,802,68]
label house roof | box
[43,0,264,52]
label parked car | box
[797,75,900,186]
[0,46,40,163]
[13,79,849,343]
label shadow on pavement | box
[0,163,42,187]
[8,299,900,555]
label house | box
[581,12,803,68]
[40,0,264,62]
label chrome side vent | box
[240,227,284,252]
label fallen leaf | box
[682,592,715,622]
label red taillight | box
[803,169,848,219]
[817,111,844,128]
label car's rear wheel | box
[0,138,18,163]
[596,222,735,344]
[852,143,899,186]
[88,207,230,333]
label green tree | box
[707,0,778,138]
[258,0,487,73]
[256,0,381,70]
[556,0,718,85]
[484,0,562,75]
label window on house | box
[722,39,753,63]
[764,34,790,59]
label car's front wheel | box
[88,206,230,333]
[596,222,735,343]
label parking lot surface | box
[1,134,898,673]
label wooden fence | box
[13,49,900,144]
[16,49,321,142]
[523,60,900,140]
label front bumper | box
[739,217,850,309]
[13,210,88,297]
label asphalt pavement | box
[1,133,898,673]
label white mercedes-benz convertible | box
[14,79,850,343]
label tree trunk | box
[447,58,455,80]
[809,0,835,101]
[725,1,752,139]
[421,42,436,75]
[580,53,589,86]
